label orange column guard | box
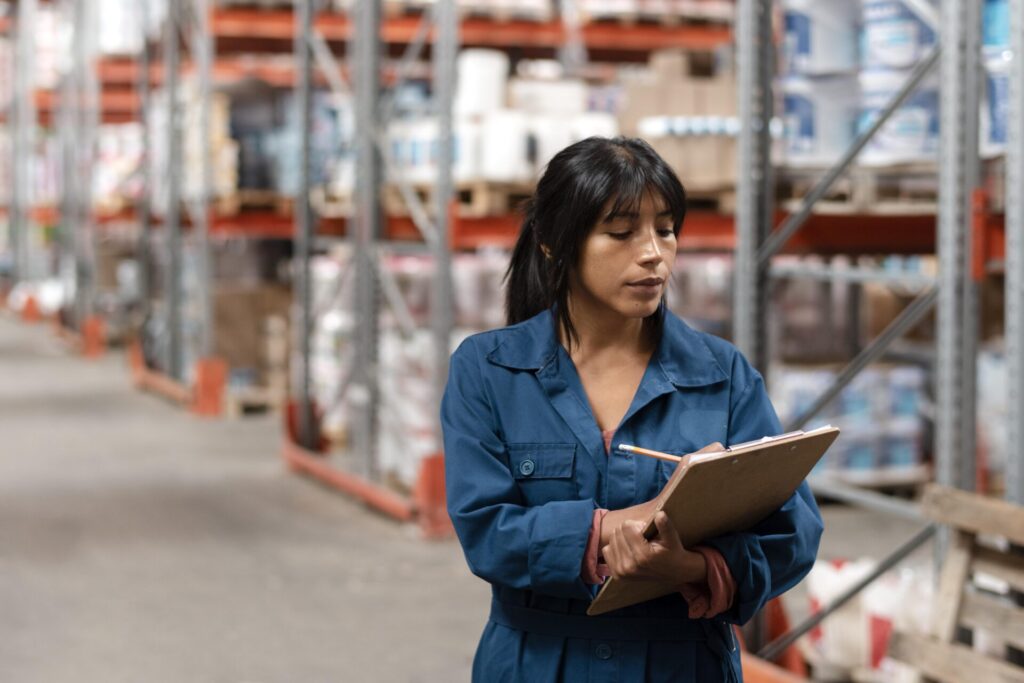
[192,357,228,417]
[21,294,42,322]
[81,315,107,358]
[414,452,453,539]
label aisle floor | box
[0,315,932,682]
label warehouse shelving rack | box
[734,0,1018,505]
[732,0,1024,662]
[275,0,753,537]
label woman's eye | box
[608,231,632,240]
[657,227,675,237]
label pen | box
[616,444,683,463]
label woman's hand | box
[669,441,725,477]
[601,511,707,586]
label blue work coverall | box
[441,308,823,682]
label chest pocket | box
[507,443,578,506]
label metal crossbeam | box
[758,525,937,662]
[785,288,938,432]
[758,48,940,265]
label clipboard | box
[586,426,840,616]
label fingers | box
[609,520,659,578]
[652,511,683,552]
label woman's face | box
[569,192,677,322]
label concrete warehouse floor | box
[0,315,932,682]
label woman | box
[441,137,822,682]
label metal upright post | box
[137,0,152,324]
[164,2,183,379]
[192,0,213,359]
[1007,0,1024,506]
[352,0,383,475]
[58,1,76,306]
[295,0,315,448]
[432,0,458,433]
[11,0,37,284]
[936,0,980,491]
[733,0,774,372]
[72,0,99,328]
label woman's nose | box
[637,230,662,264]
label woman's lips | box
[626,278,665,295]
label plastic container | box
[781,75,860,166]
[858,68,939,165]
[508,78,589,116]
[887,365,925,417]
[982,48,1011,158]
[570,111,620,142]
[881,417,923,468]
[983,0,1010,50]
[480,109,532,183]
[454,116,482,183]
[454,49,510,117]
[861,0,937,70]
[528,114,575,177]
[783,0,859,75]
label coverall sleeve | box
[701,362,824,625]
[441,339,596,600]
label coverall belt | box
[489,600,710,642]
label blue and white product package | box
[983,0,1010,50]
[782,74,860,166]
[858,68,939,165]
[861,0,937,70]
[982,48,1011,158]
[783,0,859,75]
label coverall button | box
[595,643,613,660]
[519,459,535,476]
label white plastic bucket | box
[861,0,938,70]
[570,111,620,141]
[454,116,482,183]
[982,49,1011,158]
[781,75,860,166]
[858,68,939,165]
[508,78,589,116]
[454,49,510,117]
[783,0,859,75]
[528,114,575,178]
[480,109,532,183]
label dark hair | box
[504,136,687,348]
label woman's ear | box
[540,244,553,261]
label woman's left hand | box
[602,511,707,586]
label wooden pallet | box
[383,180,534,218]
[685,187,735,215]
[779,163,939,216]
[311,185,353,218]
[379,0,553,22]
[580,10,684,27]
[215,190,294,216]
[889,485,1024,683]
[224,386,285,418]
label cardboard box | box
[213,284,292,381]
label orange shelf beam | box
[282,438,417,523]
[212,8,731,52]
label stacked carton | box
[619,50,738,193]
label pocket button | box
[519,459,535,476]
